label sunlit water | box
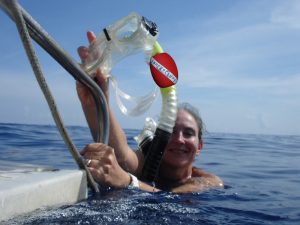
[0,123,299,224]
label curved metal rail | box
[1,0,109,193]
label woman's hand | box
[81,143,131,188]
[76,31,110,109]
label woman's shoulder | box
[170,167,223,193]
[191,167,224,187]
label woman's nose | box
[173,131,185,143]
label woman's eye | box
[183,130,194,137]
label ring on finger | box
[86,159,92,167]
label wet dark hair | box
[178,102,204,140]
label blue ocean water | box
[0,122,299,224]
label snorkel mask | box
[83,12,158,75]
[82,12,178,183]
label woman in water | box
[77,31,223,193]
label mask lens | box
[115,17,139,41]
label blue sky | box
[0,0,299,135]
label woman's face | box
[162,109,202,168]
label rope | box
[8,0,99,193]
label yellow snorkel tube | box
[82,12,177,183]
[151,42,177,136]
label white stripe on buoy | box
[150,57,178,84]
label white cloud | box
[161,1,300,135]
[271,0,300,29]
[180,69,300,93]
[164,1,300,100]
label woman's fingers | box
[95,69,107,83]
[85,158,99,168]
[88,167,104,184]
[81,143,130,188]
[94,67,110,100]
[77,31,96,63]
[80,143,113,156]
[87,31,97,43]
[84,152,108,162]
[77,46,89,61]
[77,31,96,61]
